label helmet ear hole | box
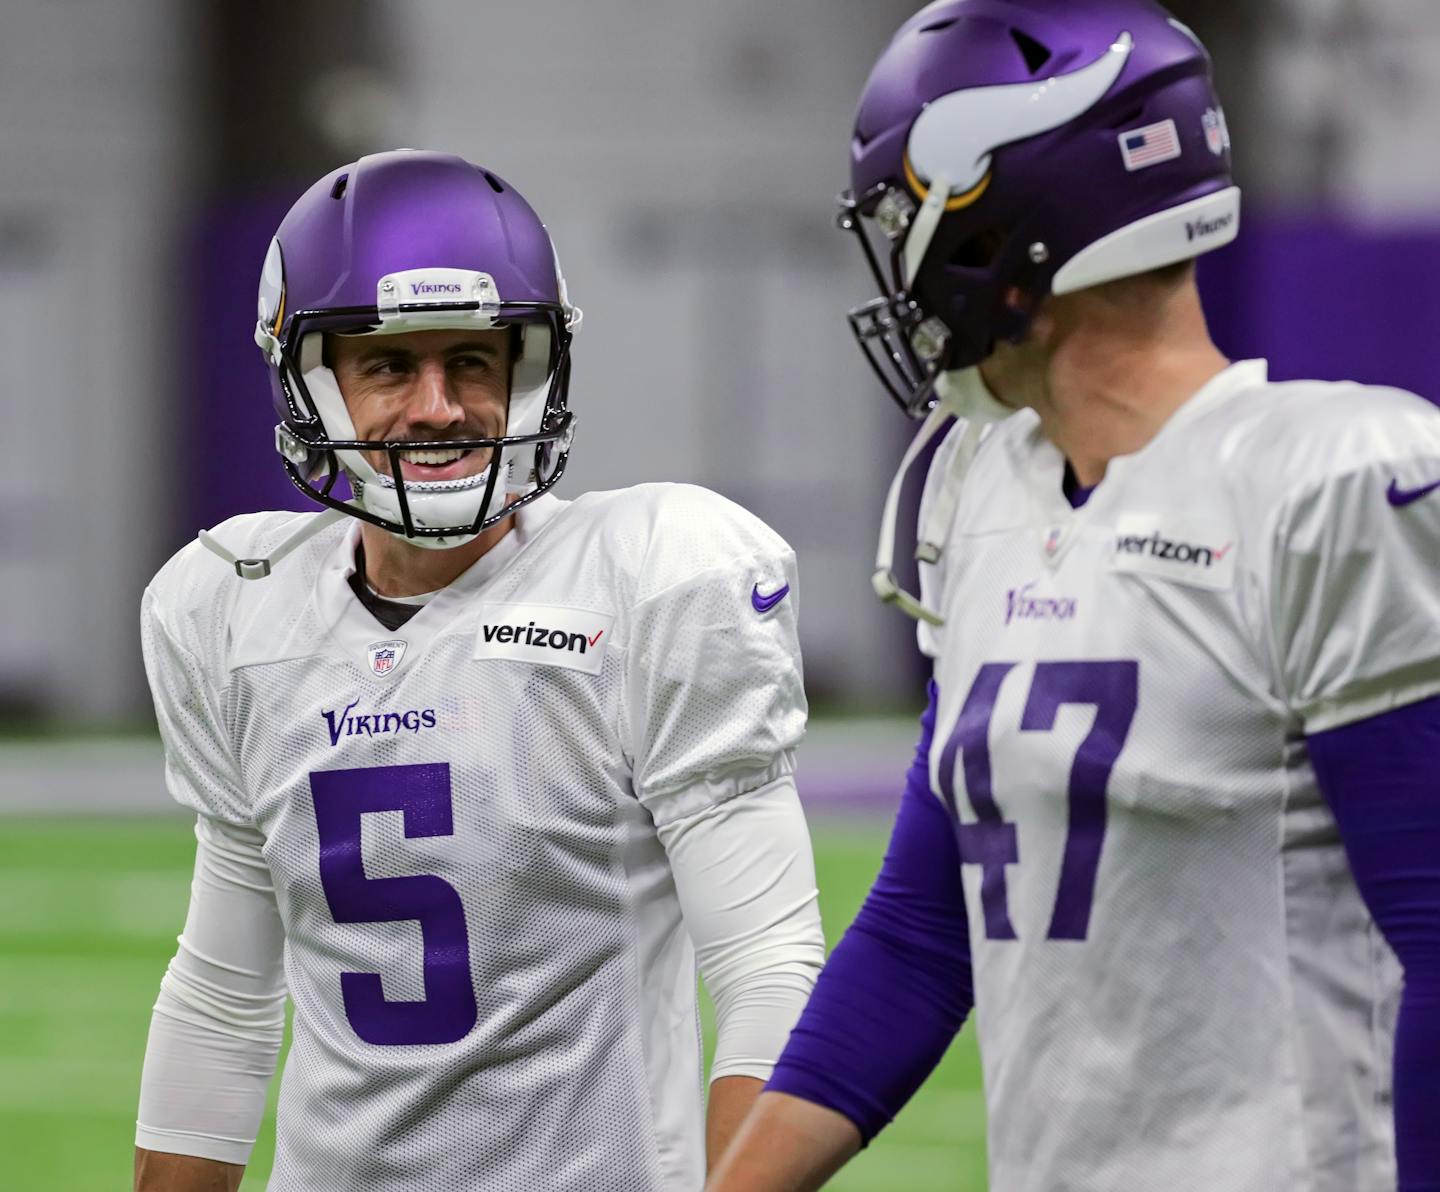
[950,228,1007,271]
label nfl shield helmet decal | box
[1202,107,1229,156]
[366,638,407,676]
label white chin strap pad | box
[1051,186,1241,295]
[502,324,553,492]
[298,336,371,485]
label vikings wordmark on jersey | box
[141,483,805,1192]
[918,361,1440,1192]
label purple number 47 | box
[937,660,1139,941]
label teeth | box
[398,447,468,466]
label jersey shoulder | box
[1207,378,1440,503]
[564,482,794,603]
[145,510,345,662]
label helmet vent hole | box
[1010,29,1052,73]
[918,18,957,34]
[483,171,505,194]
[1107,105,1146,130]
[330,174,349,200]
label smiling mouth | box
[400,446,470,467]
[373,444,489,484]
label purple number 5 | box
[310,762,478,1045]
[941,660,1139,941]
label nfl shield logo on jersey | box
[366,639,407,676]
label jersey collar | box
[1017,359,1269,559]
[232,494,569,674]
[317,493,569,676]
[1150,357,1268,438]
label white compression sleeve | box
[135,815,287,1165]
[658,775,825,1083]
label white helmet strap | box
[873,367,1013,625]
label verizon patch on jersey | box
[1111,513,1237,590]
[473,603,615,675]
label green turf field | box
[0,816,986,1190]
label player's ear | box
[1002,287,1054,347]
[1002,286,1039,319]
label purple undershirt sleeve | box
[1308,695,1440,1192]
[766,681,973,1143]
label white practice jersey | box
[917,360,1440,1192]
[141,484,806,1192]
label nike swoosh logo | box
[1387,476,1440,508]
[751,583,790,614]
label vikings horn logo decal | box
[257,237,286,336]
[904,32,1134,211]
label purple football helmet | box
[254,150,582,548]
[841,0,1239,416]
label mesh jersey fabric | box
[139,484,807,1192]
[914,360,1440,1192]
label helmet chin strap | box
[872,367,1014,625]
[355,458,511,551]
[872,406,953,625]
[198,454,538,577]
[199,508,351,580]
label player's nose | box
[406,358,465,430]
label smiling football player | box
[132,150,824,1192]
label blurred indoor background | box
[2,0,1438,1187]
[2,0,1439,730]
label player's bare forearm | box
[706,1074,765,1168]
[134,1148,244,1192]
[705,1090,861,1191]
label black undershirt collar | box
[347,542,426,632]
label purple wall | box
[1200,215,1440,404]
[181,198,313,542]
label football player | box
[132,150,824,1192]
[709,2,1440,1190]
